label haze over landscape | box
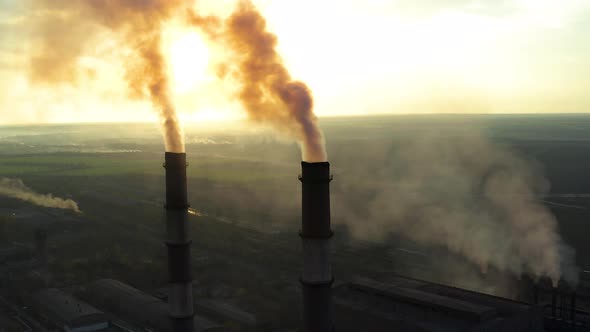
[1,1,590,331]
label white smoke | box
[332,129,578,285]
[0,177,80,213]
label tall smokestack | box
[299,162,334,332]
[164,152,194,332]
[552,287,557,317]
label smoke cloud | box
[0,178,80,212]
[26,0,185,152]
[332,129,577,285]
[21,0,574,286]
[189,1,328,162]
[25,0,327,158]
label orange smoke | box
[189,1,327,162]
[28,0,185,152]
[26,0,327,158]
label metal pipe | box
[299,161,334,332]
[561,293,568,319]
[164,152,194,332]
[551,287,557,317]
[571,292,576,322]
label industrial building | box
[6,142,585,332]
[0,300,33,331]
[194,299,257,329]
[332,277,545,332]
[153,286,258,329]
[31,288,109,332]
[83,279,225,332]
[529,278,590,331]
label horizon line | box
[2,112,590,127]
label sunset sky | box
[0,0,589,124]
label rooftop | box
[348,280,497,322]
[31,288,108,328]
[333,277,544,332]
[84,279,225,332]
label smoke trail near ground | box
[331,129,577,285]
[26,0,185,152]
[189,1,328,162]
[0,178,80,212]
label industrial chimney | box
[299,161,334,332]
[164,152,194,332]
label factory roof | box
[84,279,225,332]
[418,282,531,314]
[195,299,257,326]
[334,277,543,332]
[31,288,108,328]
[347,279,497,322]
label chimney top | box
[301,161,329,167]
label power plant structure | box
[164,152,195,332]
[82,279,223,332]
[5,153,590,332]
[299,161,334,332]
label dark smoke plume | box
[189,1,328,162]
[26,0,185,152]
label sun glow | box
[1,0,588,125]
[179,106,246,124]
[166,29,211,93]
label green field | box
[0,153,294,184]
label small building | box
[194,299,257,329]
[31,288,109,332]
[0,300,34,332]
[83,279,225,332]
[333,277,544,332]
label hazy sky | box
[0,0,589,124]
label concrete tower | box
[164,152,194,332]
[299,161,334,332]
